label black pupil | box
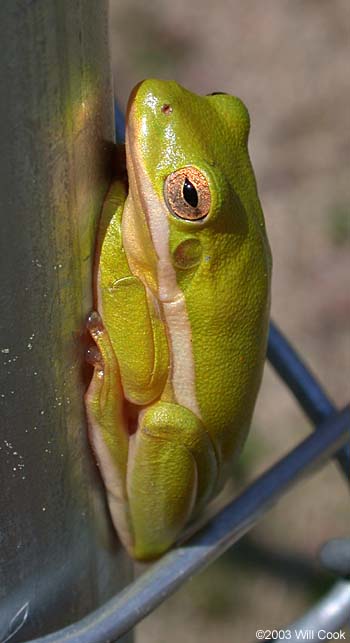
[183,178,198,208]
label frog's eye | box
[164,167,211,221]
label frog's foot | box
[85,310,128,449]
[85,311,116,419]
[84,311,132,552]
[127,401,219,560]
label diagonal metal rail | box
[23,320,350,643]
[267,322,350,476]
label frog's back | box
[180,204,271,477]
[129,80,272,476]
[166,92,272,474]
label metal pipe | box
[24,406,350,643]
[278,581,350,642]
[0,2,132,641]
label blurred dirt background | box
[109,1,350,641]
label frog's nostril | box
[161,103,173,115]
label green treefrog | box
[85,79,272,561]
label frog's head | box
[122,79,268,303]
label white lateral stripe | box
[134,162,201,418]
[163,296,201,417]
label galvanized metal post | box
[0,2,132,641]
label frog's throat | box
[123,126,201,420]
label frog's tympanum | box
[85,80,272,561]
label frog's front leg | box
[127,402,218,560]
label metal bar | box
[0,2,132,641]
[114,102,126,143]
[277,581,350,642]
[320,538,350,576]
[24,406,350,643]
[267,322,350,476]
[267,322,335,423]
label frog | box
[85,79,272,561]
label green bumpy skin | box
[85,80,272,561]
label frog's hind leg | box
[127,401,218,560]
[84,311,134,554]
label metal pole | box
[0,2,132,641]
